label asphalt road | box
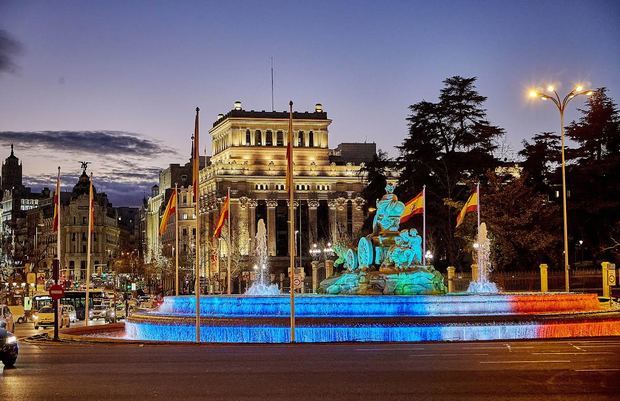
[2,328,620,401]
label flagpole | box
[227,186,231,295]
[85,172,93,326]
[56,167,62,279]
[476,182,481,269]
[287,101,296,343]
[422,185,426,267]
[175,183,179,296]
[193,107,201,343]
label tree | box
[566,88,620,163]
[398,76,504,267]
[518,132,560,193]
[456,172,561,271]
[359,149,393,232]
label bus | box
[32,290,109,320]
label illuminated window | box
[266,130,273,146]
[246,130,251,145]
[277,131,284,146]
[298,131,304,147]
[255,130,262,146]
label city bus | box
[31,290,109,320]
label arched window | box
[266,130,273,146]
[276,131,284,146]
[308,131,314,147]
[298,131,304,147]
[245,129,251,145]
[255,130,262,146]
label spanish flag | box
[213,194,230,238]
[192,107,200,203]
[400,189,424,224]
[53,169,60,232]
[159,190,177,236]
[89,174,95,233]
[456,187,479,228]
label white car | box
[89,304,109,321]
[61,305,77,323]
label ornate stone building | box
[197,102,370,279]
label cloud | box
[0,29,22,75]
[0,130,175,157]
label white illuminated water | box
[246,219,280,296]
[468,223,499,293]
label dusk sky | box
[1,0,618,206]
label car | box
[32,306,70,329]
[89,304,110,321]
[0,305,15,333]
[61,305,77,323]
[0,328,18,367]
[105,303,127,323]
[7,305,25,324]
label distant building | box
[329,142,377,165]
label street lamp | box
[528,83,593,292]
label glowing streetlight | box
[528,83,593,292]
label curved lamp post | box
[528,84,593,292]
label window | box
[255,130,262,146]
[82,216,86,224]
[277,131,284,146]
[309,131,314,147]
[298,131,304,147]
[192,228,196,236]
[183,213,188,220]
[72,233,76,241]
[245,129,251,145]
[183,228,188,236]
[265,130,273,146]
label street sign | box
[49,284,64,300]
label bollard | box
[539,264,548,293]
[325,260,334,279]
[471,264,479,283]
[447,266,455,293]
[311,261,320,293]
[602,261,614,299]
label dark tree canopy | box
[518,132,560,193]
[398,76,504,267]
[359,149,393,233]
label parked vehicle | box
[0,305,15,333]
[0,328,18,367]
[32,306,70,329]
[61,304,77,323]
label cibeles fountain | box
[75,185,620,343]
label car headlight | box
[6,335,17,344]
[32,314,38,320]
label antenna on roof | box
[270,56,275,112]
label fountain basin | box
[117,293,620,343]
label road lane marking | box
[480,360,570,364]
[532,352,615,355]
[409,353,489,357]
[574,368,620,372]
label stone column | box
[352,196,365,235]
[447,266,456,293]
[311,260,320,293]
[307,199,319,245]
[266,199,278,256]
[248,199,257,254]
[539,263,548,293]
[325,259,334,279]
[328,199,338,242]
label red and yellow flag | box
[53,170,61,232]
[52,192,59,232]
[192,108,200,203]
[400,190,424,224]
[89,175,95,233]
[213,194,230,238]
[159,190,177,236]
[456,189,479,228]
